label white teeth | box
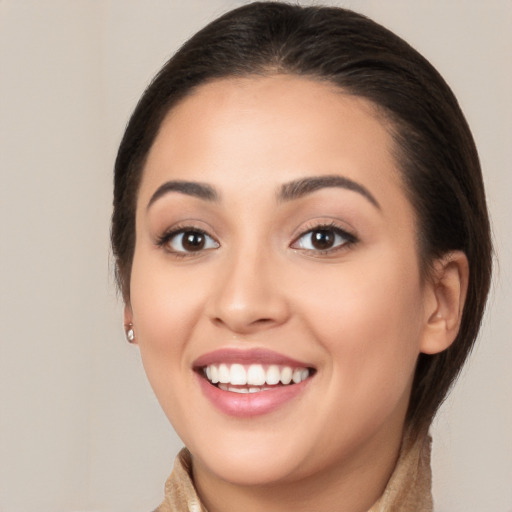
[229,386,249,393]
[247,364,266,386]
[218,364,230,384]
[292,368,303,384]
[218,384,259,394]
[230,364,247,385]
[266,365,281,385]
[203,363,311,388]
[280,366,293,385]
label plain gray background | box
[0,1,511,511]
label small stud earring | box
[125,324,135,343]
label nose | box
[206,249,291,335]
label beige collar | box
[368,431,433,512]
[155,432,432,512]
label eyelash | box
[156,224,219,258]
[291,222,357,256]
[156,222,357,257]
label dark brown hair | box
[111,2,492,434]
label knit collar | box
[368,431,433,512]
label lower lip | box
[196,373,312,417]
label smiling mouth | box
[198,363,315,394]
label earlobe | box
[124,304,137,344]
[420,251,469,355]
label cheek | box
[128,251,207,403]
[296,253,424,409]
[130,249,206,340]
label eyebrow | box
[146,174,380,210]
[278,175,380,209]
[147,180,219,209]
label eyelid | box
[156,223,220,255]
[290,221,357,254]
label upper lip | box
[193,348,314,369]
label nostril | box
[209,314,284,334]
[211,317,225,327]
[253,318,273,325]
[211,316,273,326]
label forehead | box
[140,75,410,219]
[156,75,393,160]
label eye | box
[159,228,220,254]
[291,225,356,253]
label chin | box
[179,421,314,486]
[194,446,307,486]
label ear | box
[420,251,469,355]
[124,303,137,344]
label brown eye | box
[182,231,206,251]
[292,225,355,253]
[310,229,335,250]
[164,229,219,254]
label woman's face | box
[129,75,435,486]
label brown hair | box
[111,2,492,434]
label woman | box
[111,2,492,511]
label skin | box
[125,75,468,512]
